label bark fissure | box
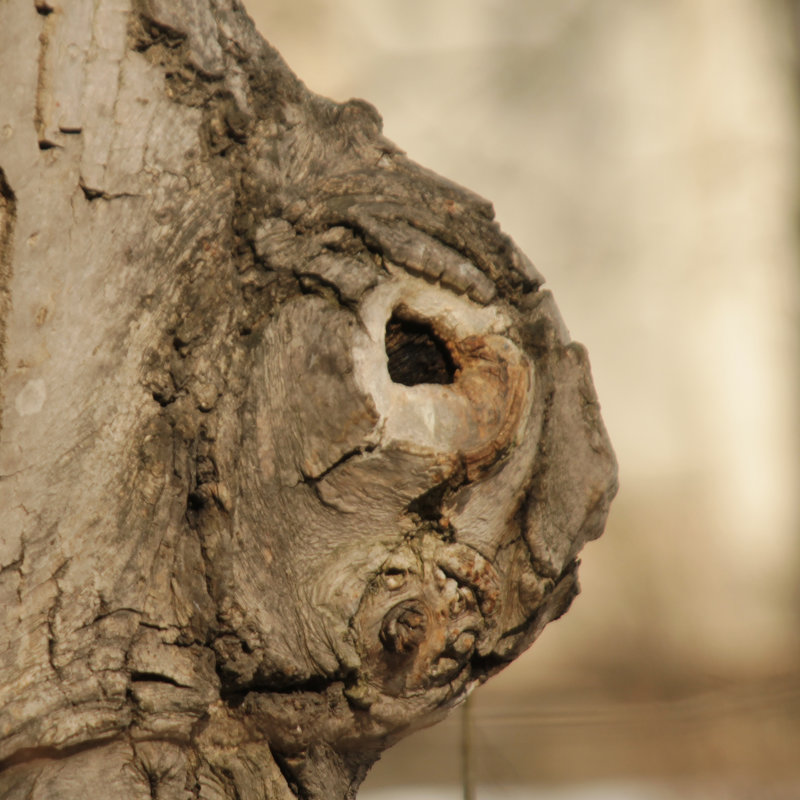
[300,444,378,485]
[0,736,126,773]
[33,12,54,149]
[0,168,16,439]
[79,183,142,202]
[130,672,187,688]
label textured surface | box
[0,1,616,798]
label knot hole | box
[385,310,456,386]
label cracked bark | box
[0,1,617,798]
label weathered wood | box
[0,1,617,798]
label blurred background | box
[243,1,800,797]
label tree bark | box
[0,1,617,798]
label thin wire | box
[470,720,524,796]
[461,692,477,800]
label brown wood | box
[0,1,617,797]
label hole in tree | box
[385,311,456,386]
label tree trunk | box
[0,1,617,798]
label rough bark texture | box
[0,1,617,798]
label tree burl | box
[0,1,617,798]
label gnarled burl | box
[0,2,617,798]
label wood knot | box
[379,601,427,653]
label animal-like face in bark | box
[210,188,617,764]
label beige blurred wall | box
[241,0,800,681]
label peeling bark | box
[0,1,617,798]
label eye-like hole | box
[385,311,456,386]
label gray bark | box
[0,1,617,798]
